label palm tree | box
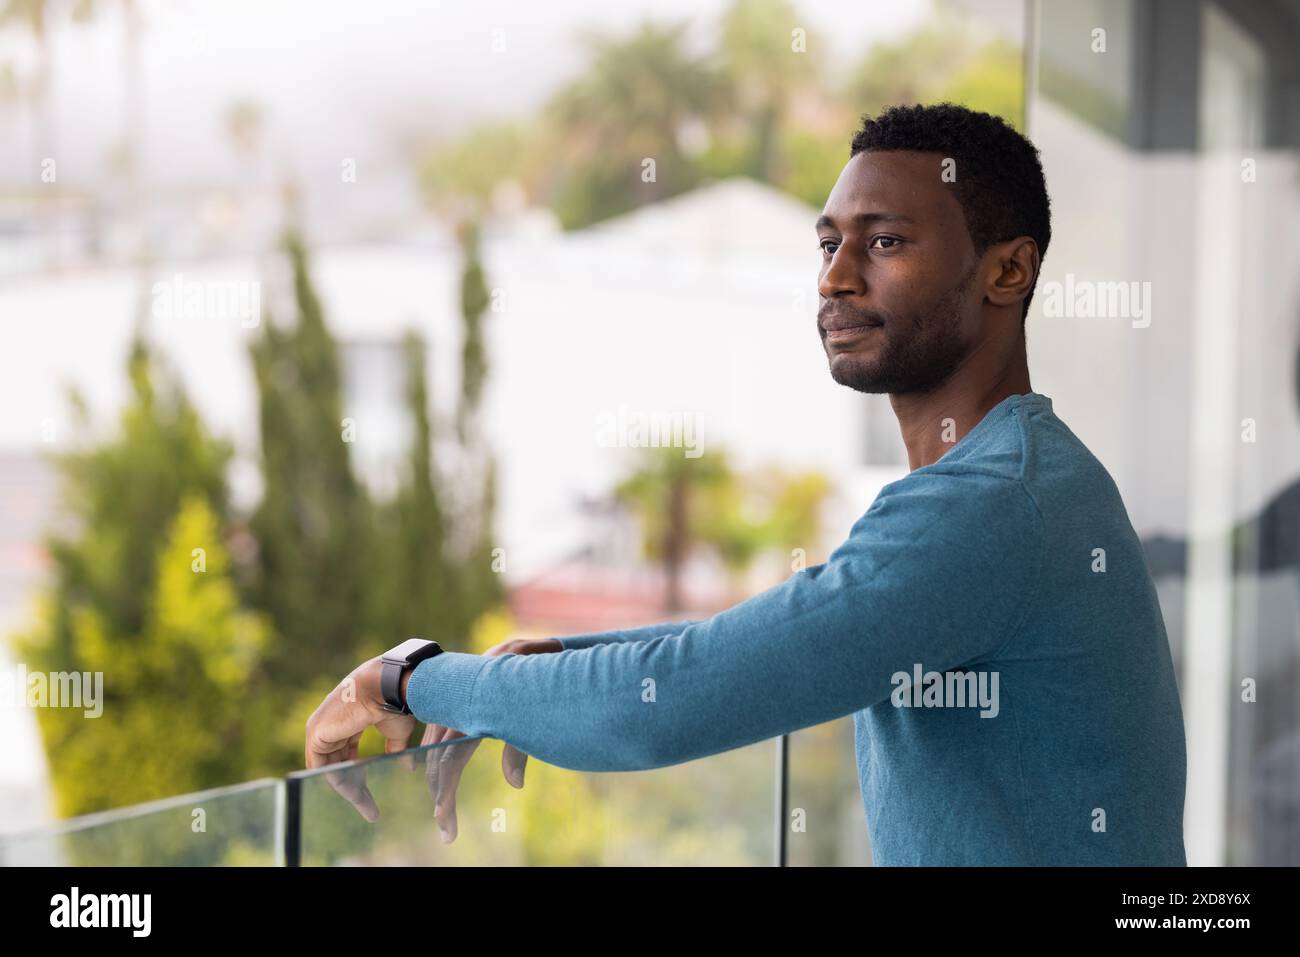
[719,0,818,182]
[544,20,731,224]
[616,447,834,611]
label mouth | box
[823,321,883,343]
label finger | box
[305,703,371,771]
[375,712,417,771]
[502,744,528,789]
[385,730,417,772]
[324,758,380,823]
[423,722,465,821]
[423,723,456,798]
[431,732,482,843]
[420,722,446,748]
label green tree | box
[935,38,1024,128]
[616,447,834,610]
[247,232,372,687]
[615,447,734,611]
[451,220,504,634]
[842,24,1023,130]
[368,331,461,649]
[419,121,539,222]
[10,342,264,816]
[457,221,490,442]
[719,0,819,181]
[545,20,730,227]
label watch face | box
[386,637,433,663]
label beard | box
[821,262,978,396]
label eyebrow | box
[815,211,916,231]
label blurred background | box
[0,0,1296,866]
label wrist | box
[378,639,444,715]
[400,666,415,712]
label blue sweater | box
[407,391,1188,865]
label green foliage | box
[935,38,1025,130]
[615,446,833,608]
[719,0,818,181]
[247,232,373,687]
[44,341,231,646]
[842,24,1023,129]
[367,331,460,651]
[15,225,507,818]
[777,127,848,211]
[417,3,1025,229]
[457,222,490,439]
[39,498,275,814]
[452,221,505,630]
[11,346,270,815]
[419,120,538,218]
[541,20,731,227]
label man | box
[306,103,1187,866]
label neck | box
[890,337,1032,472]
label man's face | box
[816,150,981,395]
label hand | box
[421,637,563,842]
[304,656,418,821]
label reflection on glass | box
[1037,0,1133,141]
[1034,0,1300,865]
[0,778,282,866]
[291,735,777,866]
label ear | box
[984,237,1040,312]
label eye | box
[819,238,840,256]
[869,235,902,250]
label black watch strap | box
[380,638,444,714]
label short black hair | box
[849,103,1051,322]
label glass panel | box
[1196,2,1299,869]
[0,778,282,866]
[787,719,871,866]
[292,736,776,866]
[1036,0,1134,142]
[1031,0,1300,864]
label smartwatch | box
[380,638,444,714]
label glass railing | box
[0,777,283,866]
[1,734,787,866]
[788,718,871,866]
[291,735,777,866]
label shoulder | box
[833,466,1043,597]
[867,464,1042,540]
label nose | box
[818,245,865,302]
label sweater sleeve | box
[556,619,704,650]
[405,468,1043,772]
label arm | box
[556,619,704,650]
[406,468,1043,772]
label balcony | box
[0,721,866,866]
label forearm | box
[405,600,856,772]
[405,472,1042,774]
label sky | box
[0,0,943,193]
